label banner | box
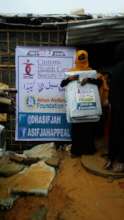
[16,46,76,141]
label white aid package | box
[65,70,102,123]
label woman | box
[61,50,109,157]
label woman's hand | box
[80,78,103,87]
[60,75,79,87]
[80,78,89,86]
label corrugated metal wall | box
[66,16,124,45]
[0,27,66,151]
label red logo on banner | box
[24,59,34,78]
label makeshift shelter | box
[0,13,124,150]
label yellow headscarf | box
[70,50,91,71]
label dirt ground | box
[0,150,124,220]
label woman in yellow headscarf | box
[61,49,109,157]
[61,50,91,87]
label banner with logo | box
[16,46,76,141]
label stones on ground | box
[11,161,56,196]
[9,151,40,165]
[45,157,60,168]
[24,142,57,161]
[0,142,59,210]
[0,161,55,209]
[9,152,27,163]
[0,156,25,177]
[0,196,18,210]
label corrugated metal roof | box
[66,16,124,45]
[0,13,92,27]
